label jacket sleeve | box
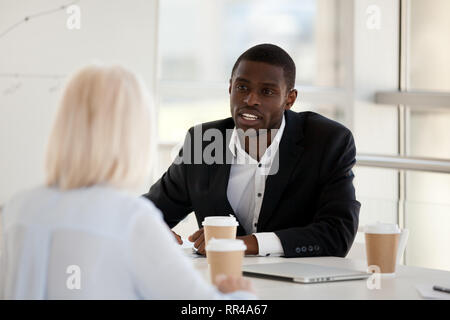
[274,129,360,258]
[143,129,194,228]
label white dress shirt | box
[0,185,255,299]
[227,115,285,257]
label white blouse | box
[0,185,255,300]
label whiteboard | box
[0,0,158,203]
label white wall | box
[0,0,158,204]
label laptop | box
[242,262,372,283]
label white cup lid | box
[205,238,247,252]
[364,222,401,234]
[202,216,239,227]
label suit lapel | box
[205,112,305,235]
[209,162,233,215]
[257,110,305,230]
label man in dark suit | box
[144,44,360,258]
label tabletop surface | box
[183,248,450,300]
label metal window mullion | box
[398,0,411,265]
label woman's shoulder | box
[90,187,165,238]
[3,185,50,212]
[2,185,162,227]
[1,186,54,226]
[88,185,164,222]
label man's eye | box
[263,88,274,95]
[236,85,247,91]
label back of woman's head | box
[46,64,153,190]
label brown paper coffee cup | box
[204,225,237,246]
[365,233,400,273]
[205,238,246,286]
[202,216,238,249]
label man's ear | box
[285,89,298,110]
[228,79,232,95]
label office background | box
[0,0,449,271]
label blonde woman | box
[0,65,254,299]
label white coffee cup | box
[364,222,409,274]
[205,238,247,285]
[202,216,239,249]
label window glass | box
[159,0,341,86]
[405,0,450,271]
[158,0,344,142]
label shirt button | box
[295,247,301,254]
[257,193,262,197]
[301,246,307,252]
[258,163,262,168]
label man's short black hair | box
[231,43,296,90]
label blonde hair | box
[45,64,154,190]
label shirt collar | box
[228,114,286,162]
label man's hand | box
[188,228,206,254]
[237,234,259,255]
[171,230,183,245]
[188,228,259,255]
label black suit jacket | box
[144,110,360,258]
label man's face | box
[229,60,297,132]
